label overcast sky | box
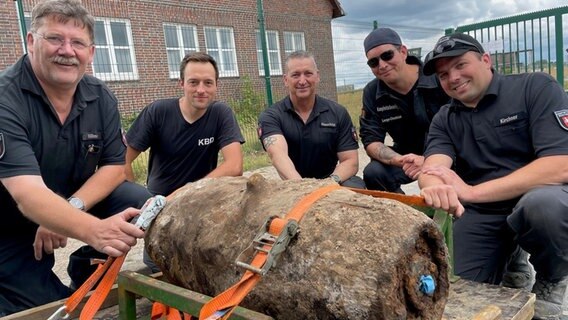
[332,1,568,88]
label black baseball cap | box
[423,33,485,76]
[364,27,402,54]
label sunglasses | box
[434,38,480,54]
[366,49,396,68]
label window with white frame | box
[92,18,138,81]
[204,26,239,77]
[283,31,306,56]
[255,30,282,76]
[163,23,199,79]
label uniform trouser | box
[0,181,151,316]
[340,175,366,189]
[454,185,568,285]
[363,159,413,192]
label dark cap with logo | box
[423,33,485,76]
[364,27,402,54]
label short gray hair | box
[31,0,95,43]
[284,50,318,73]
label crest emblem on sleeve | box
[0,133,5,160]
[351,126,359,142]
[554,110,568,131]
[121,128,128,147]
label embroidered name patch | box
[554,109,568,131]
[499,114,518,124]
[320,122,337,128]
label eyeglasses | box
[34,32,92,50]
[366,49,396,68]
[434,38,480,54]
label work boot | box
[502,247,533,289]
[531,276,568,320]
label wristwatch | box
[68,196,85,211]
[329,174,342,184]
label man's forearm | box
[124,147,141,182]
[3,176,98,242]
[270,154,302,180]
[366,142,400,165]
[418,172,446,189]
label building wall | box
[1,0,339,115]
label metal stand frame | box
[117,271,273,320]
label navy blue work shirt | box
[360,55,449,155]
[0,55,125,235]
[258,95,359,179]
[425,72,568,212]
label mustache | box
[52,56,80,66]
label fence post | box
[554,13,564,86]
[15,0,27,53]
[257,0,273,107]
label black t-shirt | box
[126,98,244,196]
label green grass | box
[338,89,363,130]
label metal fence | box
[452,6,568,88]
[332,19,446,91]
[332,5,568,91]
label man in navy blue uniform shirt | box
[359,28,449,193]
[0,0,150,315]
[258,51,364,188]
[419,32,568,319]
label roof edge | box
[330,0,345,18]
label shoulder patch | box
[121,128,128,147]
[0,133,5,160]
[554,109,568,131]
[351,126,359,142]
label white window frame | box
[283,31,306,56]
[163,23,199,79]
[204,26,239,78]
[92,18,138,81]
[256,30,282,76]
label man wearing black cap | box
[359,27,449,193]
[419,32,568,319]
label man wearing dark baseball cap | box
[359,27,449,194]
[422,33,485,76]
[419,32,568,319]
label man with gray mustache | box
[0,0,151,315]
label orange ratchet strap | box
[47,256,119,320]
[198,183,341,320]
[151,301,193,320]
[48,195,167,320]
[345,187,427,207]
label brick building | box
[0,0,344,114]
